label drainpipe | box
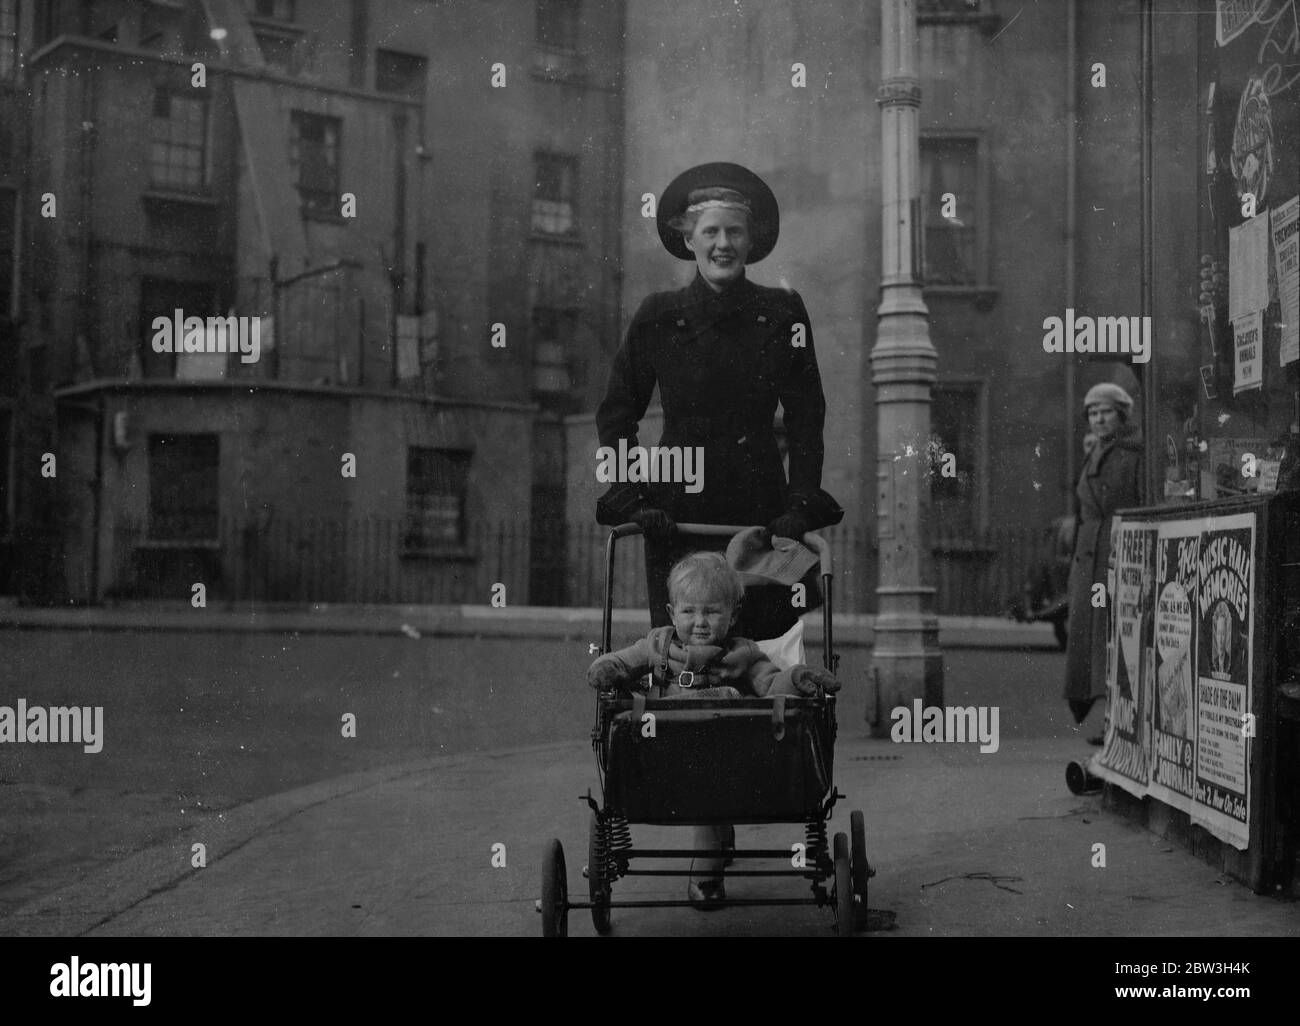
[1140,0,1155,505]
[92,396,104,601]
[391,110,408,388]
[1064,0,1077,508]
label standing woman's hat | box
[1082,382,1134,415]
[657,162,780,264]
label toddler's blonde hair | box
[666,551,744,609]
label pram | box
[538,523,872,936]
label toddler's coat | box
[590,625,802,697]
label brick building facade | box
[2,0,626,604]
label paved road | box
[4,628,1294,936]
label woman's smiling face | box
[685,208,751,290]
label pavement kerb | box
[2,739,581,938]
[0,599,1062,650]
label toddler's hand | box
[588,662,626,691]
[791,666,841,695]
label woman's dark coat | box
[1065,431,1144,703]
[596,271,828,525]
[595,271,838,634]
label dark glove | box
[588,661,627,692]
[765,511,810,543]
[791,666,841,696]
[596,482,648,527]
[631,507,677,542]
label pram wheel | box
[833,832,854,937]
[587,811,612,935]
[540,839,569,937]
[850,810,869,928]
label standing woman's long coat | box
[594,271,839,635]
[595,272,827,527]
[1065,432,1144,703]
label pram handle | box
[600,523,837,675]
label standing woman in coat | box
[595,162,842,639]
[1065,382,1144,740]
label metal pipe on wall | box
[1140,0,1156,504]
[1065,0,1077,507]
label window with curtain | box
[532,152,577,235]
[406,447,472,548]
[921,136,981,287]
[290,111,342,216]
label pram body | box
[538,523,871,936]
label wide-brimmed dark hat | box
[657,162,779,264]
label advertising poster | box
[1215,0,1256,47]
[1272,196,1299,367]
[1095,522,1155,795]
[1148,521,1200,813]
[1232,310,1263,394]
[1191,513,1255,849]
[1104,516,1123,712]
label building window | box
[139,278,218,379]
[536,0,580,52]
[245,0,294,21]
[531,306,577,394]
[919,0,982,12]
[376,49,427,99]
[148,434,220,541]
[290,111,341,217]
[921,136,982,287]
[0,0,17,80]
[150,89,209,192]
[930,382,986,535]
[405,447,471,548]
[256,31,297,70]
[532,153,577,235]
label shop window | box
[290,111,341,217]
[376,49,427,99]
[148,434,220,541]
[150,89,209,192]
[532,152,577,236]
[406,447,471,549]
[931,381,986,534]
[921,135,984,287]
[139,277,218,379]
[0,0,17,79]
